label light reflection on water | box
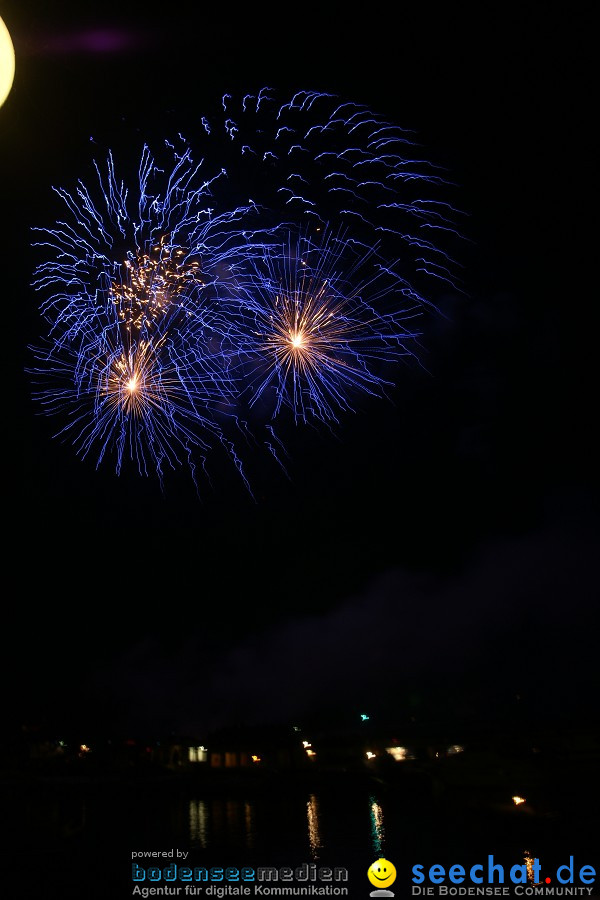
[3,767,596,900]
[244,801,255,851]
[5,782,585,877]
[189,799,208,848]
[188,798,259,852]
[306,793,322,859]
[188,793,326,856]
[369,796,385,855]
[524,849,542,885]
[186,790,385,857]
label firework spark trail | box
[196,88,466,302]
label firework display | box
[28,88,463,491]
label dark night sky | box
[1,4,596,740]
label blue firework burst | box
[28,299,251,492]
[219,226,424,424]
[31,138,273,342]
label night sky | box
[2,4,596,742]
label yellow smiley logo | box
[367,857,397,888]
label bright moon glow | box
[0,16,15,109]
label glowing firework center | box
[104,344,158,418]
[110,239,204,331]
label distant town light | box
[386,746,408,761]
[366,751,376,760]
[188,746,207,763]
[512,795,526,806]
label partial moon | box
[0,16,15,109]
